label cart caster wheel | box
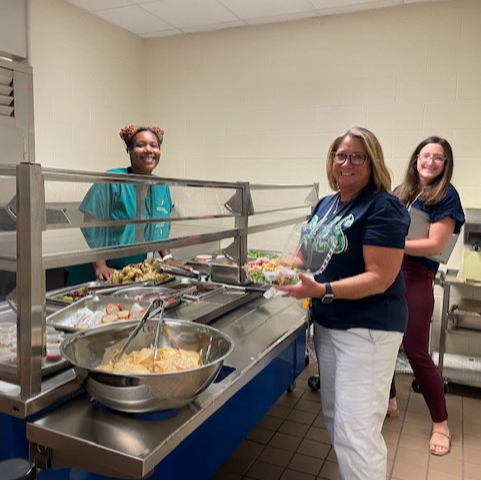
[0,458,36,480]
[287,381,296,393]
[412,379,422,393]
[308,375,320,391]
[443,382,449,394]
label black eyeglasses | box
[332,152,368,166]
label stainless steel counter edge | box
[26,297,308,478]
[0,368,79,418]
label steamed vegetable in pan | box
[110,258,171,285]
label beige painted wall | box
[28,0,145,175]
[141,0,481,356]
[28,0,481,356]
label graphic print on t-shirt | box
[304,213,354,256]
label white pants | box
[314,324,402,480]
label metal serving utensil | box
[158,263,202,280]
[151,300,167,372]
[110,298,163,365]
[150,291,185,372]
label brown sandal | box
[429,431,451,456]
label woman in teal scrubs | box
[67,125,177,285]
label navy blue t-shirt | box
[310,183,410,332]
[405,183,465,274]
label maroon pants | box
[390,257,448,423]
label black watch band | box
[321,282,334,304]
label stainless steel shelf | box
[438,268,481,387]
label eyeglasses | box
[418,153,446,163]
[332,152,368,166]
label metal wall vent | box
[0,67,14,118]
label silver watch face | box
[322,293,334,304]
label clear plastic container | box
[245,221,338,285]
[46,334,64,345]
[281,222,339,274]
[46,343,62,362]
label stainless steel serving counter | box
[26,295,307,479]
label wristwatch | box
[321,282,335,304]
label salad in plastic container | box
[245,220,339,286]
[245,259,299,286]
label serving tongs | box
[151,299,167,372]
[150,290,186,372]
[110,298,163,365]
[158,263,202,280]
[110,291,185,369]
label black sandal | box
[308,375,320,391]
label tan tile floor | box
[213,360,481,480]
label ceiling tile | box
[182,20,246,34]
[402,0,447,3]
[138,29,183,39]
[309,0,400,11]
[94,5,173,34]
[245,11,318,26]
[66,0,132,12]
[63,0,447,38]
[218,0,316,19]
[141,0,239,28]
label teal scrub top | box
[66,167,172,285]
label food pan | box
[46,295,151,333]
[46,281,119,306]
[111,286,181,310]
[169,280,225,301]
[46,276,175,306]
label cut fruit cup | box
[46,343,62,362]
[46,330,65,362]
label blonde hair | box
[326,126,391,193]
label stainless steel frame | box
[0,163,318,417]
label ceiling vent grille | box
[0,67,14,118]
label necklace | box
[407,189,424,210]
[320,188,365,224]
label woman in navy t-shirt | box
[389,137,465,456]
[278,127,410,480]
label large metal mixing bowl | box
[60,320,234,413]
